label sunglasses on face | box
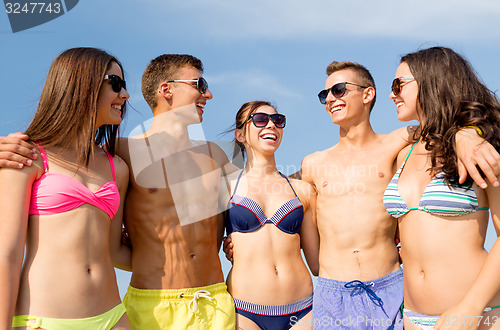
[166,77,209,94]
[391,77,415,96]
[317,82,369,104]
[247,112,286,128]
[104,74,126,93]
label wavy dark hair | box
[24,47,126,166]
[402,46,500,185]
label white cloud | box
[207,70,301,99]
[144,0,500,41]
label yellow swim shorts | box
[12,303,126,329]
[123,282,235,330]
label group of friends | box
[0,46,500,330]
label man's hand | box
[394,237,402,266]
[0,133,37,169]
[222,236,233,263]
[456,128,500,188]
[121,227,132,248]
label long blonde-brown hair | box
[24,47,126,166]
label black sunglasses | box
[166,77,208,94]
[104,74,126,93]
[247,112,286,128]
[391,77,415,96]
[317,82,368,104]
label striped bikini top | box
[226,170,304,235]
[383,143,489,218]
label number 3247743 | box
[443,315,499,327]
[5,2,61,14]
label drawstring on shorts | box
[345,280,388,316]
[180,290,214,313]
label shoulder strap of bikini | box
[35,141,49,173]
[279,172,298,198]
[231,170,245,198]
[104,150,116,181]
[403,142,418,164]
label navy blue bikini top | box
[226,171,304,235]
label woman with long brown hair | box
[384,46,500,329]
[0,47,131,329]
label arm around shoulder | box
[394,125,418,139]
[387,126,417,147]
[109,155,132,271]
[0,163,40,328]
[455,128,500,188]
[470,183,500,304]
[0,133,37,169]
[436,185,500,327]
[299,153,318,185]
[295,179,319,276]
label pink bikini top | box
[29,142,120,219]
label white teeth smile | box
[396,102,404,108]
[261,133,277,141]
[196,103,205,109]
[112,105,122,110]
[330,105,343,113]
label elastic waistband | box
[126,282,228,300]
[12,303,126,329]
[234,294,313,316]
[317,268,403,292]
[403,308,440,318]
[404,305,500,317]
[403,308,439,328]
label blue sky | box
[2,0,500,297]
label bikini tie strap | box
[25,316,43,329]
[180,290,214,313]
[344,280,384,308]
[484,305,500,313]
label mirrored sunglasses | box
[166,77,208,94]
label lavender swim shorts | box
[313,269,403,329]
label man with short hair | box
[117,54,235,329]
